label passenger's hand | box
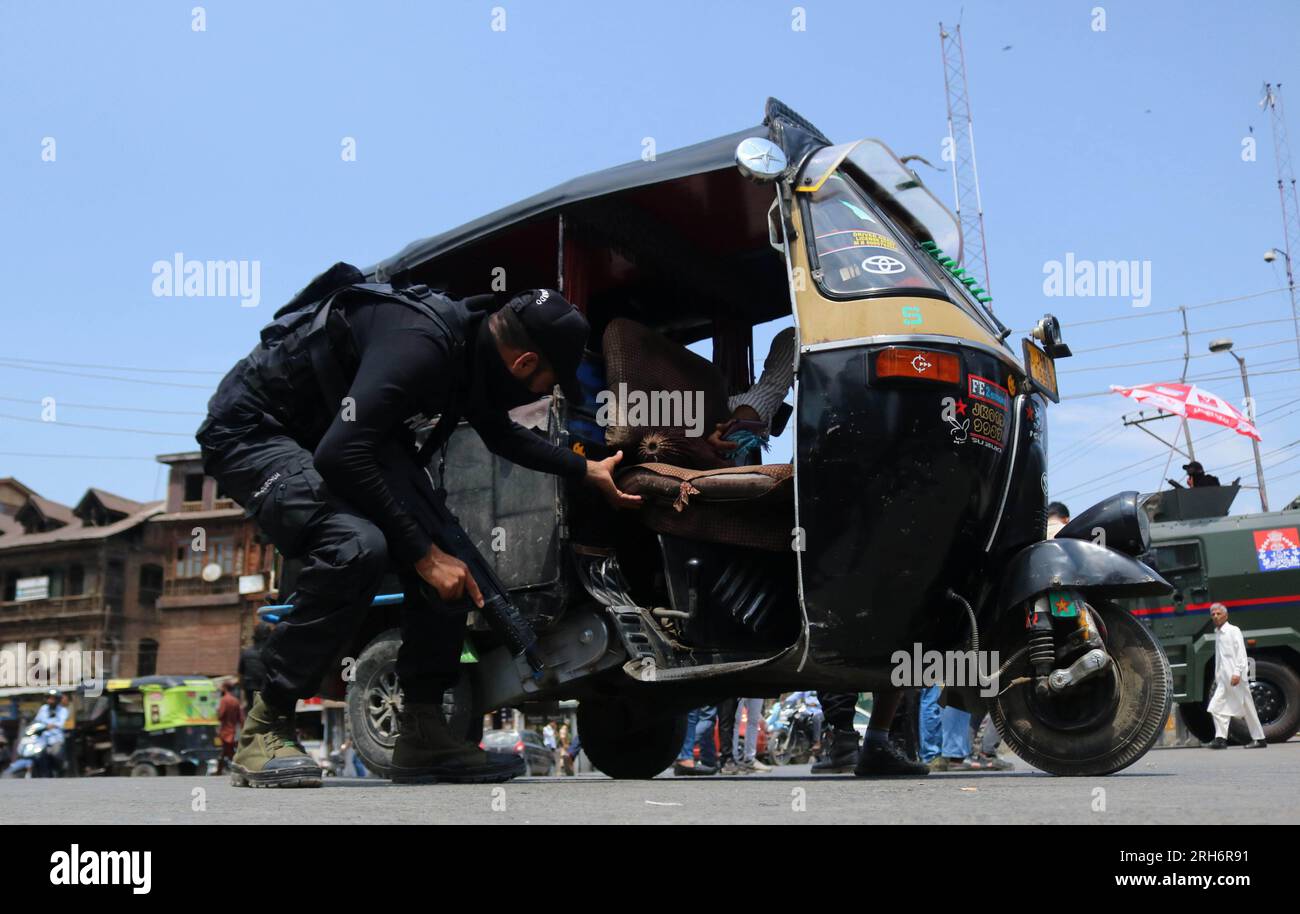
[1231,674,1241,687]
[586,451,642,509]
[706,421,740,458]
[414,543,484,608]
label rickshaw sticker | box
[850,231,898,251]
[839,200,876,222]
[968,375,1010,410]
[1254,527,1300,572]
[1048,591,1080,617]
[901,305,923,325]
[940,396,969,444]
[968,397,1007,451]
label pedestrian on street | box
[918,684,942,763]
[542,720,558,768]
[673,705,718,776]
[927,698,973,772]
[217,679,246,774]
[732,697,771,774]
[33,690,68,778]
[1206,603,1267,749]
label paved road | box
[2,743,1295,825]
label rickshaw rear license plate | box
[1022,339,1059,403]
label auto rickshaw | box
[272,98,1172,778]
[72,676,221,777]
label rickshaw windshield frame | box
[798,166,1004,340]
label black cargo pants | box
[198,412,465,713]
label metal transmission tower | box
[939,22,992,298]
[1260,83,1300,368]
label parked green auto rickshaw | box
[72,676,221,777]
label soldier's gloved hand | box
[414,544,484,608]
[585,450,643,510]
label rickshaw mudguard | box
[995,537,1171,611]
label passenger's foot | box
[1244,739,1268,749]
[390,704,524,784]
[811,728,860,774]
[855,737,929,777]
[744,757,771,773]
[1207,737,1228,750]
[229,693,322,788]
[719,759,744,776]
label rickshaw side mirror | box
[736,137,788,183]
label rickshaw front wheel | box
[991,600,1171,776]
[131,762,159,777]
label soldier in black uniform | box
[197,265,639,787]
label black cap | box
[506,289,589,403]
[1183,461,1204,474]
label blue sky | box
[1,0,1298,514]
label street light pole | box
[1210,339,1270,512]
[1233,352,1269,511]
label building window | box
[175,536,236,579]
[39,568,65,599]
[139,564,163,606]
[137,639,158,677]
[68,564,85,596]
[183,473,205,504]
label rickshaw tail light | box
[875,348,961,384]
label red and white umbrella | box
[1110,382,1261,441]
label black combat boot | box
[811,727,860,774]
[390,703,525,784]
[854,732,930,777]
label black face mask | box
[472,317,544,412]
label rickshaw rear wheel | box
[577,697,687,779]
[991,600,1171,776]
[345,628,477,780]
[131,762,159,777]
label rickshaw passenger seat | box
[614,462,794,552]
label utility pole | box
[1261,83,1300,367]
[939,22,992,297]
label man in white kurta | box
[1206,603,1267,748]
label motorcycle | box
[265,97,1173,780]
[765,699,820,766]
[0,723,55,779]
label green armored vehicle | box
[1121,484,1300,743]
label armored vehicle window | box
[1149,541,1202,576]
